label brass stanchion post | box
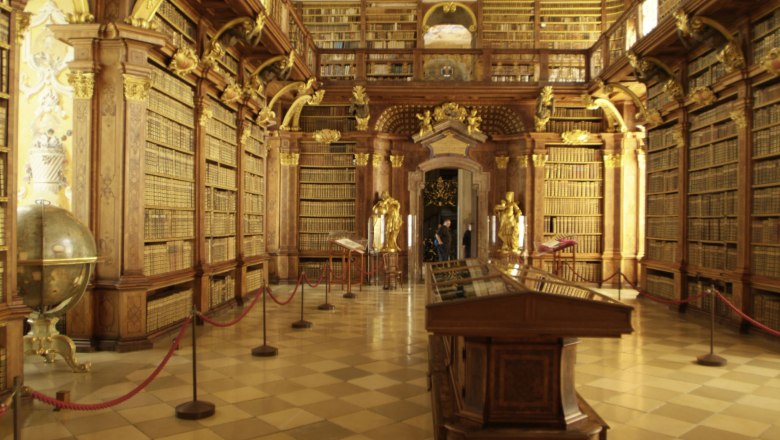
[292,273,313,328]
[696,283,727,367]
[13,376,22,440]
[343,251,356,299]
[319,262,335,311]
[175,309,215,419]
[252,284,278,357]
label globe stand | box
[23,314,90,372]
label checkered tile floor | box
[3,282,780,439]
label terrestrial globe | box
[17,203,97,316]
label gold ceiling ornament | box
[603,153,622,169]
[433,102,468,123]
[280,152,299,166]
[663,78,685,103]
[169,47,199,77]
[15,11,32,43]
[562,129,592,145]
[495,155,509,169]
[372,154,384,168]
[424,176,457,207]
[729,109,747,129]
[675,9,745,73]
[642,109,664,126]
[313,129,341,144]
[626,51,685,102]
[354,153,370,166]
[280,89,325,131]
[581,93,625,133]
[534,86,554,132]
[390,155,404,168]
[199,107,213,127]
[594,79,657,128]
[255,107,274,125]
[202,14,265,72]
[67,72,95,100]
[239,123,251,148]
[532,153,547,167]
[260,78,319,128]
[201,40,225,73]
[761,48,780,76]
[688,86,716,106]
[443,2,457,13]
[350,85,371,132]
[122,74,151,102]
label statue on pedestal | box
[494,191,523,253]
[372,191,402,252]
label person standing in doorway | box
[462,224,472,258]
[435,219,452,261]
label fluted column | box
[373,135,391,197]
[620,134,640,284]
[277,132,300,280]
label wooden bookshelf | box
[687,48,728,91]
[547,105,603,133]
[243,117,266,260]
[539,0,603,50]
[645,269,676,300]
[604,0,625,28]
[151,0,197,51]
[646,79,676,113]
[144,64,196,277]
[209,269,236,309]
[590,47,604,80]
[751,78,780,279]
[752,7,780,66]
[542,142,604,283]
[300,1,361,49]
[482,0,535,49]
[547,53,586,83]
[204,97,238,266]
[608,21,626,62]
[686,97,739,272]
[365,1,417,49]
[298,141,357,268]
[320,53,357,80]
[299,105,356,132]
[146,283,193,334]
[366,52,414,81]
[645,121,680,265]
[491,53,537,83]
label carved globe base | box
[23,315,91,373]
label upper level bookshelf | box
[645,121,680,264]
[539,0,603,50]
[365,1,417,49]
[144,63,196,277]
[491,53,537,83]
[482,0,535,49]
[547,54,586,83]
[547,104,602,133]
[752,7,780,65]
[320,53,357,80]
[151,0,197,51]
[688,48,729,92]
[367,52,413,81]
[298,141,357,255]
[299,1,361,49]
[299,105,356,132]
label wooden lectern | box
[425,259,633,440]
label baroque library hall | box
[2,0,780,439]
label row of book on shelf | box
[646,193,678,215]
[544,198,601,215]
[647,169,678,193]
[645,240,677,262]
[689,138,737,168]
[646,217,678,239]
[244,235,265,256]
[541,234,602,254]
[754,187,780,215]
[546,120,600,132]
[300,200,356,216]
[205,212,236,236]
[205,134,238,167]
[145,175,194,209]
[689,191,736,216]
[754,293,780,329]
[245,174,264,193]
[145,142,194,180]
[545,165,603,180]
[209,274,236,308]
[687,243,737,270]
[206,163,237,189]
[148,90,194,128]
[144,240,193,276]
[207,237,236,264]
[146,287,193,333]
[301,217,356,231]
[243,214,263,234]
[300,184,356,199]
[753,157,780,185]
[648,148,679,170]
[300,168,355,182]
[752,218,780,243]
[205,187,237,211]
[688,164,737,193]
[145,208,194,240]
[544,215,602,234]
[689,122,737,149]
[753,124,780,157]
[688,218,738,242]
[544,180,602,197]
[244,193,263,213]
[299,154,354,167]
[147,112,194,153]
[547,145,601,161]
[753,247,780,278]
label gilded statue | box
[467,108,482,134]
[372,191,402,252]
[534,86,555,132]
[416,110,433,137]
[349,85,371,131]
[494,191,523,253]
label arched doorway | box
[408,156,490,282]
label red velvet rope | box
[29,317,192,410]
[301,264,328,288]
[197,289,262,328]
[560,260,618,284]
[716,292,780,337]
[265,283,298,306]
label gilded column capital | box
[68,71,95,99]
[390,155,404,168]
[199,106,213,127]
[354,153,370,166]
[531,153,547,167]
[495,155,509,169]
[729,109,747,129]
[516,156,529,168]
[372,154,384,168]
[122,74,151,102]
[604,153,622,168]
[280,152,299,166]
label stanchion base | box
[292,320,313,329]
[318,303,336,311]
[251,344,278,357]
[697,353,727,367]
[343,292,356,299]
[175,400,215,420]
